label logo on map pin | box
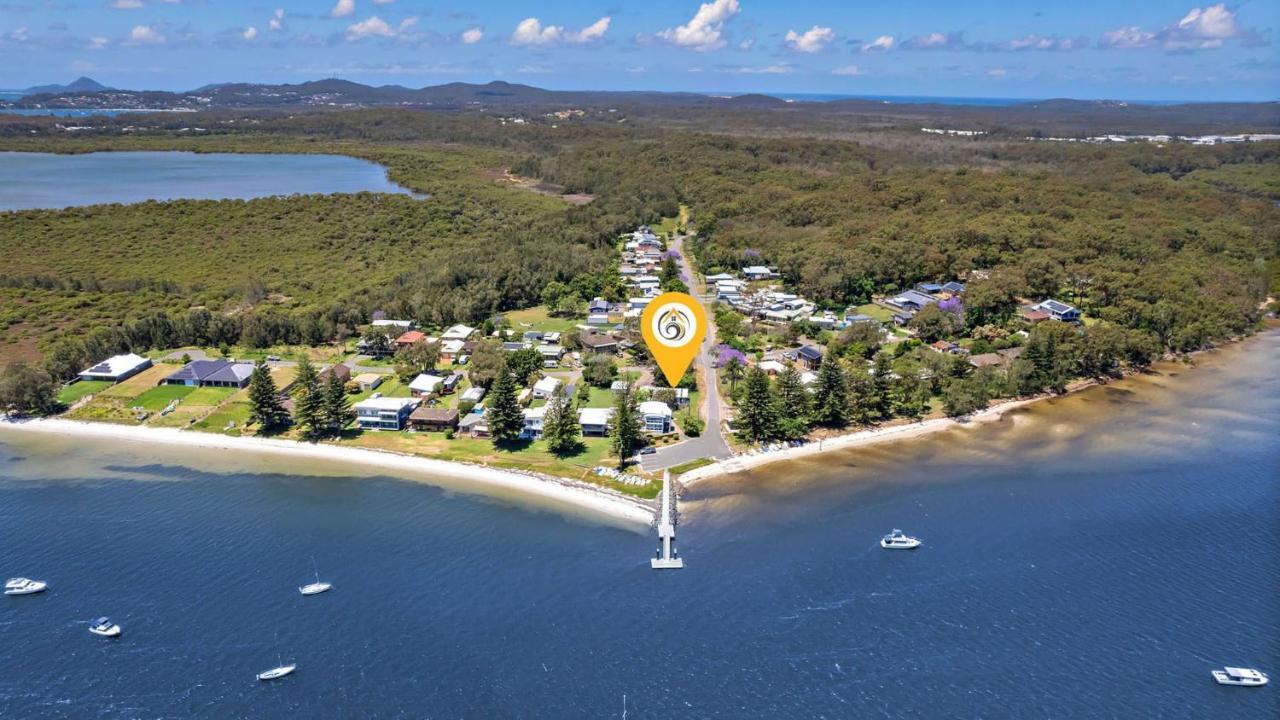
[641,292,707,387]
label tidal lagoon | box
[1,333,1276,718]
[0,151,418,211]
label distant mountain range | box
[2,78,1276,134]
[7,76,111,96]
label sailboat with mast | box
[298,557,332,596]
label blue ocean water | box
[758,93,1201,106]
[1,333,1277,718]
[0,151,419,211]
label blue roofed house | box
[941,281,966,294]
[885,289,939,313]
[796,345,824,371]
[162,359,254,388]
[1031,299,1081,322]
[916,282,944,294]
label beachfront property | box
[162,359,254,388]
[578,407,613,436]
[638,401,674,434]
[458,411,488,438]
[407,406,459,432]
[77,353,152,384]
[354,396,420,431]
[409,373,445,397]
[521,405,547,438]
[1030,299,1081,322]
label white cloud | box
[517,64,552,74]
[399,17,418,32]
[269,9,285,32]
[1101,4,1255,51]
[784,25,834,53]
[729,63,793,74]
[373,0,395,4]
[861,35,894,52]
[1000,33,1086,51]
[128,24,165,45]
[986,67,1007,77]
[346,16,394,39]
[832,64,864,76]
[511,16,610,46]
[8,26,28,42]
[657,0,740,52]
[243,26,257,40]
[110,0,143,9]
[737,38,754,50]
[330,0,355,19]
[87,36,110,50]
[461,26,482,44]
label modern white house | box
[1031,299,1082,322]
[521,405,547,438]
[532,376,561,399]
[409,374,445,397]
[77,353,152,384]
[441,324,476,341]
[578,407,613,436]
[638,400,674,434]
[354,396,420,431]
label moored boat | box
[89,617,121,638]
[880,529,922,550]
[4,578,48,595]
[257,664,297,681]
[1212,667,1268,687]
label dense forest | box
[0,108,1276,382]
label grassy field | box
[653,204,690,236]
[56,380,112,405]
[853,303,897,322]
[192,399,253,435]
[503,306,582,334]
[131,384,196,412]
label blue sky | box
[0,1,1275,100]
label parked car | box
[639,447,657,456]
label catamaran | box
[298,558,332,596]
[4,578,48,595]
[880,529,922,550]
[89,617,121,638]
[1212,667,1268,687]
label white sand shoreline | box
[680,397,1041,484]
[0,418,656,528]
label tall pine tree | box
[293,358,322,440]
[812,354,850,427]
[609,383,642,468]
[322,371,355,434]
[737,365,779,442]
[870,352,895,420]
[774,363,811,438]
[542,384,581,456]
[247,361,288,432]
[486,366,524,445]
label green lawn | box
[57,380,113,405]
[131,384,196,411]
[193,401,253,434]
[184,386,237,405]
[577,385,617,408]
[351,376,406,402]
[854,303,896,322]
[653,204,690,236]
[503,306,582,334]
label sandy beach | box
[0,418,656,528]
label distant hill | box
[20,76,110,96]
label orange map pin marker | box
[641,291,708,387]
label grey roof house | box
[162,360,255,388]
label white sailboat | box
[258,652,297,681]
[298,558,332,596]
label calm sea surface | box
[1,332,1277,718]
[0,151,418,211]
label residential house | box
[588,297,611,314]
[78,353,152,384]
[916,282,944,294]
[409,374,445,397]
[537,344,564,367]
[610,380,630,393]
[521,406,547,438]
[638,386,690,407]
[317,364,351,386]
[439,339,466,364]
[796,345,823,371]
[407,407,459,432]
[1031,299,1081,322]
[393,330,427,351]
[522,330,545,343]
[941,281,966,294]
[371,319,413,331]
[578,407,613,436]
[587,313,610,326]
[460,386,486,404]
[743,265,780,281]
[532,376,561,399]
[162,360,254,389]
[543,332,561,344]
[844,312,879,326]
[441,324,476,341]
[930,340,961,354]
[638,401,674,434]
[758,359,785,376]
[353,373,384,392]
[580,333,620,354]
[441,373,462,394]
[354,396,420,431]
[629,297,652,311]
[885,289,939,313]
[704,272,737,283]
[459,411,488,438]
[968,352,1005,368]
[502,341,528,352]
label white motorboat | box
[4,578,48,595]
[89,617,121,638]
[298,558,332,596]
[257,664,297,681]
[880,529,921,550]
[1212,667,1269,687]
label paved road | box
[641,233,733,471]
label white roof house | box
[578,407,613,435]
[638,400,674,434]
[461,386,486,403]
[800,371,819,386]
[372,319,413,329]
[441,324,475,341]
[409,374,445,395]
[758,360,786,375]
[78,353,152,383]
[440,339,465,355]
[353,396,420,430]
[532,376,562,398]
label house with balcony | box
[354,396,420,431]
